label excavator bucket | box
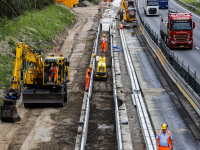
[0,100,21,122]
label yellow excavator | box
[120,0,136,27]
[0,42,70,122]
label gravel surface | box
[85,30,117,150]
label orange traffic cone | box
[120,24,123,29]
[55,46,58,53]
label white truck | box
[143,0,159,16]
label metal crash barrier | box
[119,28,156,150]
[110,25,123,150]
[80,22,101,150]
[135,0,200,116]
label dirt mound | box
[78,1,93,7]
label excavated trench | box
[85,31,117,149]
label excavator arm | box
[120,0,135,22]
[1,42,43,122]
[123,2,134,22]
[11,42,43,89]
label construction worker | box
[48,62,57,83]
[92,54,99,64]
[85,66,92,91]
[101,34,107,52]
[156,124,173,150]
[114,16,117,21]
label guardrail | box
[135,0,200,116]
[176,0,200,10]
[80,22,101,150]
[110,24,123,150]
[119,29,156,150]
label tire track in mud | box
[31,8,99,150]
[2,6,99,150]
[6,16,88,150]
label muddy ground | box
[0,5,101,150]
[85,30,117,149]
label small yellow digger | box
[94,57,108,81]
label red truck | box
[160,10,195,49]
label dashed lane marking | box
[196,47,199,50]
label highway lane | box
[139,0,200,77]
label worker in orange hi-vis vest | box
[101,34,107,52]
[85,66,92,91]
[156,124,173,150]
[48,62,57,83]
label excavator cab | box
[44,60,58,84]
[43,55,70,85]
[128,8,135,20]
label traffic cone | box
[120,24,123,29]
[55,46,58,53]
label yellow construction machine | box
[0,42,70,122]
[94,57,107,81]
[120,0,136,27]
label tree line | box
[0,0,54,18]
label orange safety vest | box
[85,69,91,78]
[51,66,57,73]
[158,130,171,147]
[101,37,107,43]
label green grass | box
[0,4,76,104]
[182,0,198,3]
[177,0,200,14]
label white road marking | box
[196,47,199,50]
[171,0,200,19]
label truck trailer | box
[144,0,159,16]
[160,10,195,49]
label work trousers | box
[159,146,170,150]
[85,77,90,91]
[102,43,107,52]
[49,73,57,82]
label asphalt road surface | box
[139,0,200,77]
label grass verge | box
[0,4,76,104]
[177,0,200,14]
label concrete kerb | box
[119,29,156,150]
[110,24,123,150]
[135,0,200,117]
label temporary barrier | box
[55,0,79,8]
